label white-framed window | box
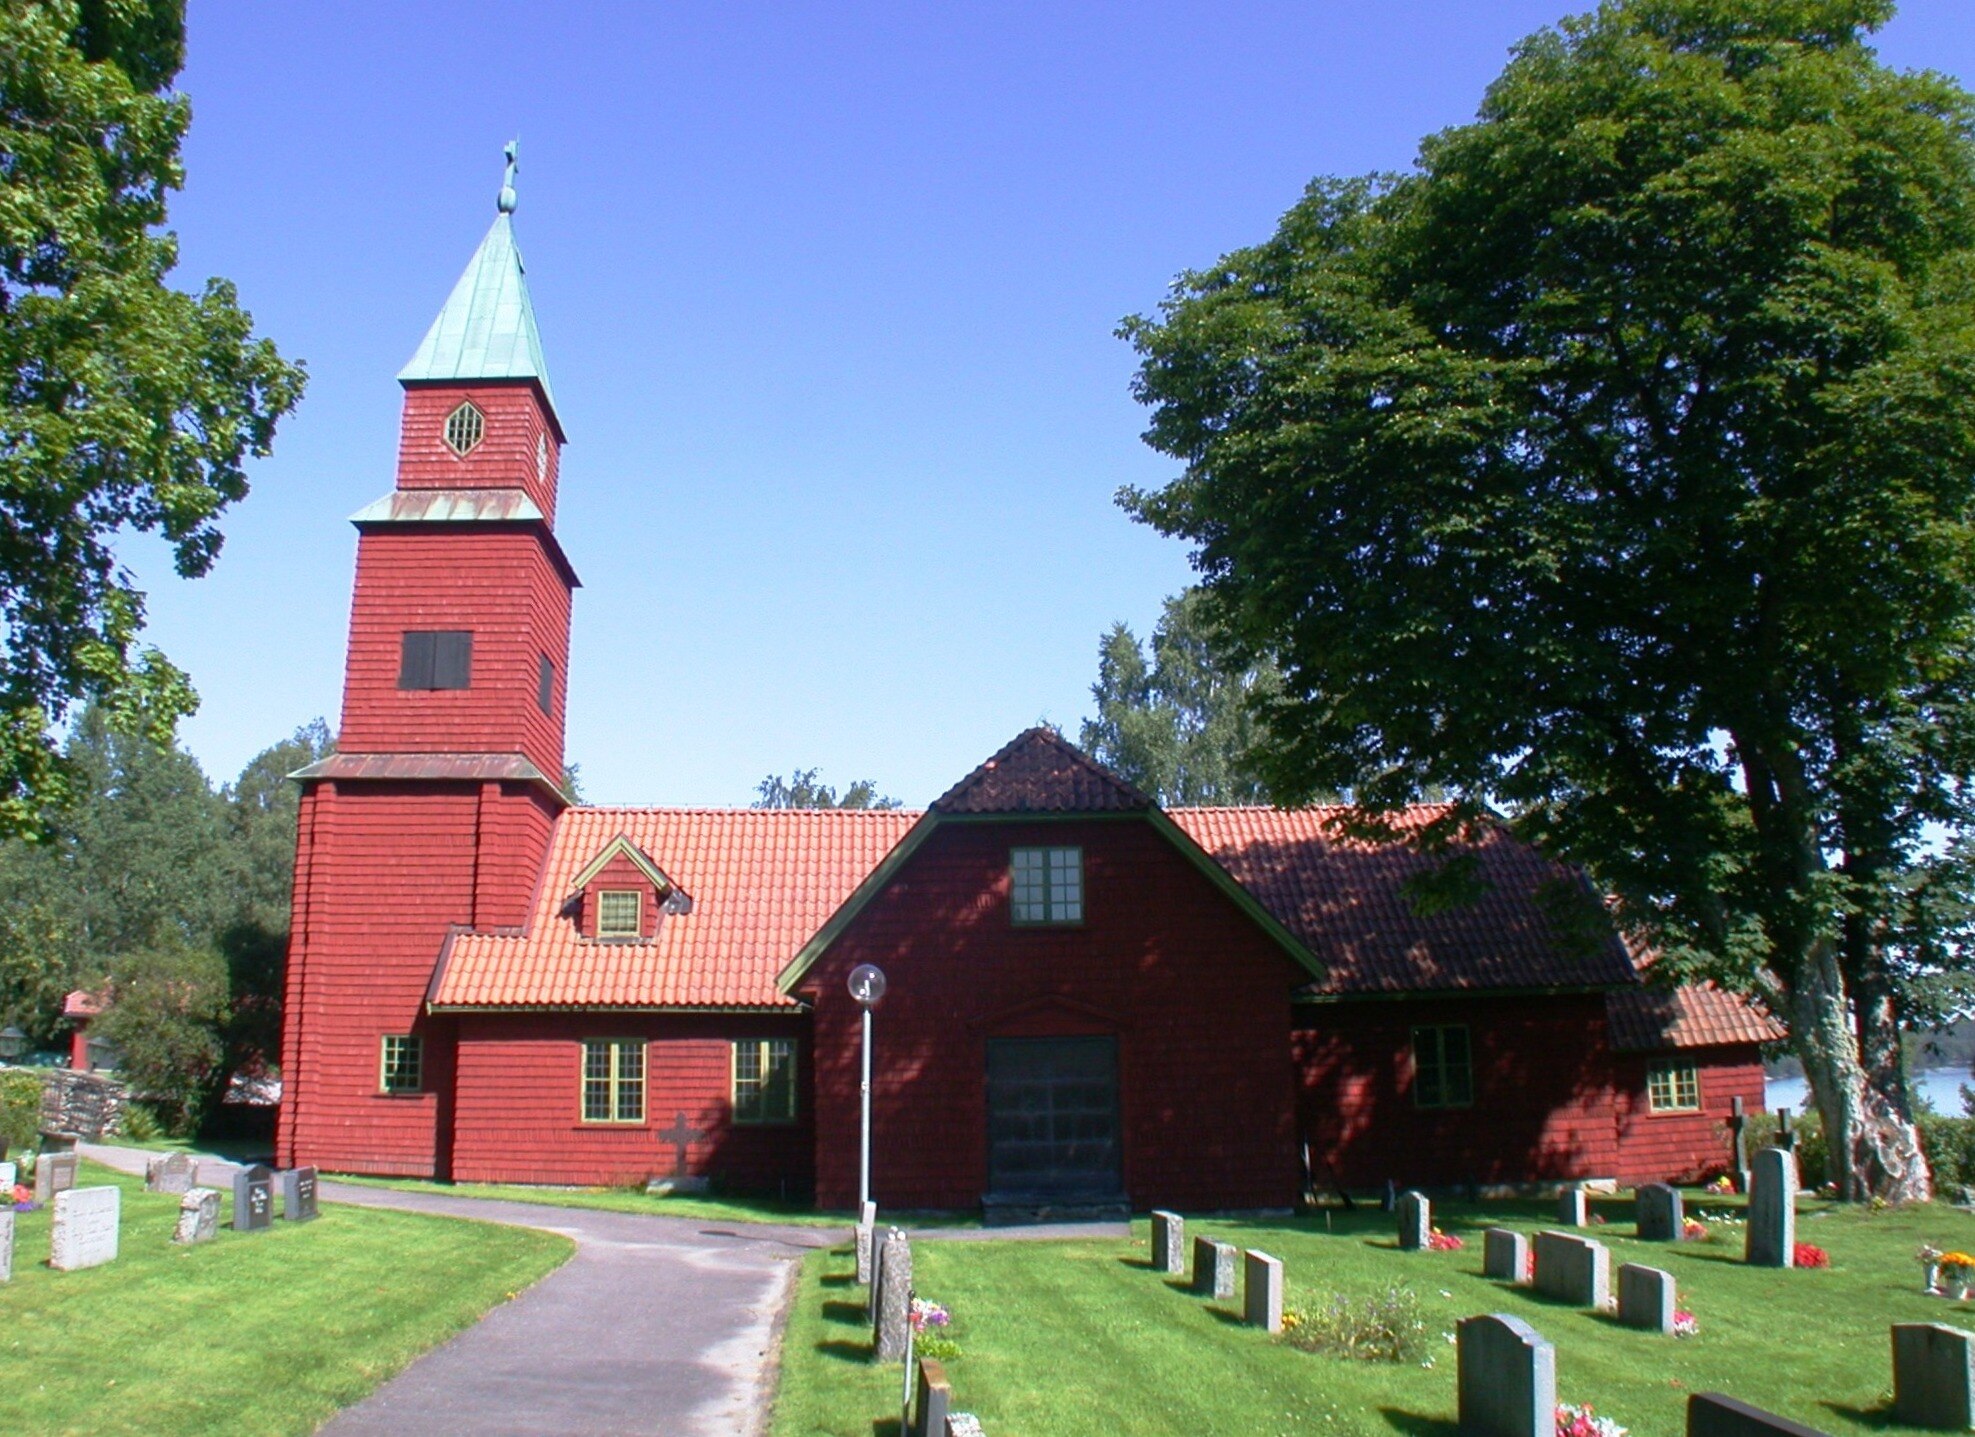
[596,889,642,939]
[1411,1025,1473,1109]
[582,1039,645,1123]
[380,1035,423,1094]
[444,400,485,456]
[733,1038,797,1124]
[1011,846,1083,924]
[1647,1061,1701,1113]
[536,431,550,484]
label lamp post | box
[848,963,887,1212]
[0,1026,24,1062]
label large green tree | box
[1122,0,1975,1198]
[0,0,305,838]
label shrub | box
[0,1067,45,1151]
[1919,1115,1975,1192]
[114,1102,164,1144]
[1283,1287,1429,1364]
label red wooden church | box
[276,166,1779,1213]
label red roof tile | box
[932,728,1153,814]
[1605,982,1785,1051]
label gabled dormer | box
[565,835,693,942]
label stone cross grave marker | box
[1775,1109,1797,1153]
[1484,1227,1529,1283]
[1458,1313,1555,1437]
[280,1167,319,1222]
[1557,1186,1589,1227]
[873,1228,913,1361]
[1618,1263,1675,1334]
[1151,1210,1186,1274]
[1745,1147,1797,1268]
[233,1163,274,1232]
[145,1152,197,1195]
[1728,1095,1752,1192]
[1687,1393,1837,1436]
[1193,1236,1236,1299]
[0,1208,12,1283]
[1637,1183,1684,1242]
[1397,1190,1430,1250]
[34,1150,77,1204]
[1893,1322,1975,1430]
[49,1184,119,1272]
[1243,1249,1284,1333]
[1534,1230,1611,1308]
[912,1357,951,1437]
[174,1187,221,1245]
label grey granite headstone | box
[1192,1236,1236,1299]
[233,1163,274,1232]
[1243,1249,1284,1333]
[1893,1323,1975,1430]
[1618,1263,1676,1333]
[1533,1229,1611,1308]
[146,1152,197,1195]
[1458,1313,1555,1437]
[280,1166,319,1222]
[855,1221,875,1284]
[1745,1146,1797,1268]
[0,1208,12,1282]
[34,1150,77,1203]
[1484,1227,1529,1283]
[1151,1210,1185,1274]
[0,1159,15,1192]
[913,1357,952,1437]
[174,1187,221,1245]
[1687,1393,1835,1436]
[873,1228,913,1361]
[1637,1182,1684,1242]
[1557,1186,1589,1227]
[1397,1189,1430,1250]
[49,1184,119,1271]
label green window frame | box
[1411,1025,1473,1109]
[582,1039,645,1123]
[732,1038,797,1124]
[1647,1061,1701,1113]
[1011,846,1083,924]
[595,889,642,939]
[380,1035,423,1094]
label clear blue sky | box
[137,0,1974,807]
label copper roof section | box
[291,752,558,786]
[349,488,546,526]
[1605,983,1785,1052]
[931,727,1155,815]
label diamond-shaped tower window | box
[444,401,485,456]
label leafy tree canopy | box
[753,768,903,810]
[1122,0,1975,1197]
[0,0,305,838]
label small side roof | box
[1605,983,1784,1052]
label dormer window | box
[444,401,485,456]
[596,890,642,939]
[1011,846,1083,924]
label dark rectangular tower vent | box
[399,630,473,690]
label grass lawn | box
[1,1161,571,1436]
[325,1171,851,1228]
[773,1191,1975,1436]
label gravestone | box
[1192,1236,1236,1299]
[49,1184,119,1271]
[1637,1183,1684,1242]
[646,1110,709,1195]
[1618,1263,1676,1334]
[913,1357,952,1437]
[1484,1227,1529,1283]
[233,1163,274,1232]
[1381,1178,1398,1212]
[1774,1109,1797,1153]
[1557,1186,1589,1227]
[145,1152,197,1195]
[0,1159,15,1192]
[1457,1313,1555,1437]
[1728,1096,1753,1192]
[1893,1323,1975,1430]
[1151,1210,1186,1274]
[1687,1393,1836,1436]
[1533,1230,1611,1308]
[280,1167,319,1222]
[1745,1147,1798,1268]
[873,1228,913,1361]
[1396,1189,1430,1250]
[0,1208,12,1282]
[34,1150,77,1204]
[1243,1249,1284,1333]
[174,1187,221,1245]
[856,1199,878,1284]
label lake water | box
[1765,1068,1970,1116]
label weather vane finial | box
[497,138,519,215]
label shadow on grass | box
[1165,1277,1204,1296]
[868,1421,903,1437]
[821,1272,856,1288]
[1820,1400,1899,1429]
[822,1300,868,1326]
[1378,1408,1459,1435]
[1116,1254,1157,1270]
[814,1339,873,1364]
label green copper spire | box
[398,140,561,430]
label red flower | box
[1793,1242,1830,1269]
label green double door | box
[984,1035,1123,1203]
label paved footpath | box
[81,1144,841,1437]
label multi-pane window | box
[582,1039,645,1123]
[398,630,472,690]
[536,432,550,484]
[1647,1061,1701,1113]
[1011,846,1083,924]
[444,400,485,456]
[380,1035,423,1094]
[596,889,642,939]
[1411,1025,1474,1109]
[733,1038,797,1124]
[538,654,555,714]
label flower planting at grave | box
[1681,1217,1708,1242]
[1708,1175,1735,1194]
[910,1297,961,1360]
[1793,1241,1831,1269]
[1425,1228,1464,1252]
[1281,1286,1429,1363]
[1672,1310,1700,1338]
[10,1182,34,1212]
[1557,1402,1628,1436]
[1938,1250,1975,1297]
